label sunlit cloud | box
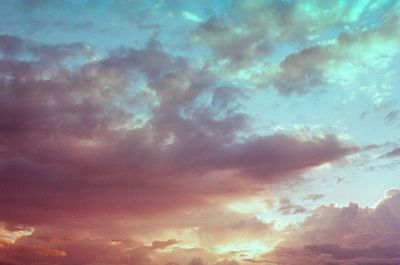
[0,0,399,264]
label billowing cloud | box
[267,188,400,264]
[192,0,400,75]
[0,35,356,228]
[269,16,400,94]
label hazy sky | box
[0,1,400,264]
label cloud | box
[192,0,399,74]
[0,240,66,265]
[214,260,240,265]
[242,258,278,264]
[266,188,400,264]
[0,34,93,61]
[195,210,275,248]
[271,46,328,94]
[0,35,356,228]
[188,257,205,265]
[304,244,400,260]
[244,5,400,94]
[0,33,356,265]
[271,20,400,94]
[278,198,307,215]
[192,16,271,69]
[1,2,397,265]
[380,147,400,159]
[0,234,182,265]
[385,110,400,124]
[304,194,325,201]
[151,239,180,250]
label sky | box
[0,0,400,264]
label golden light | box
[213,240,272,259]
[0,223,35,243]
[225,197,268,215]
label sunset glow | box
[1,1,400,265]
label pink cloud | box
[267,188,400,264]
[0,35,357,229]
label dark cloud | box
[0,34,93,61]
[0,35,356,228]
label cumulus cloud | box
[0,34,356,229]
[0,33,359,264]
[266,188,400,264]
[269,16,400,94]
[192,0,400,76]
[196,1,399,96]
